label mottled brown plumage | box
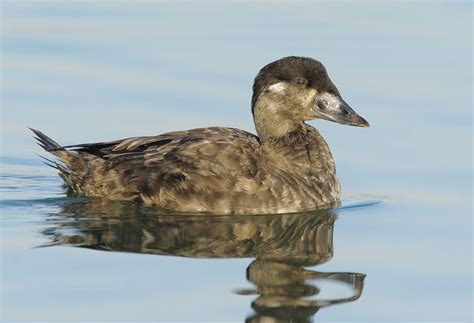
[31,56,369,214]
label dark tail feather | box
[29,127,63,152]
[30,128,84,192]
[29,128,74,170]
[35,153,57,165]
[35,153,58,169]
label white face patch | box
[268,82,288,94]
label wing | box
[67,127,261,180]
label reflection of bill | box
[242,260,365,322]
[43,199,366,321]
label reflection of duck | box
[31,56,369,214]
[43,199,366,321]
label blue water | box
[1,1,472,321]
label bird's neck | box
[259,124,334,171]
[253,98,300,140]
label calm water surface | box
[1,1,472,322]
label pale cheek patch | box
[317,92,342,112]
[268,82,288,93]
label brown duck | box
[31,56,369,215]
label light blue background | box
[1,1,472,321]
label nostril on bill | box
[317,100,326,110]
[341,107,349,115]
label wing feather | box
[67,128,259,183]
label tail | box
[29,127,74,170]
[29,127,64,153]
[29,128,84,192]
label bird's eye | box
[296,78,307,86]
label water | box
[1,1,472,321]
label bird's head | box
[252,56,369,139]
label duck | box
[31,56,369,215]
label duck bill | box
[313,92,369,127]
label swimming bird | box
[31,56,369,215]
